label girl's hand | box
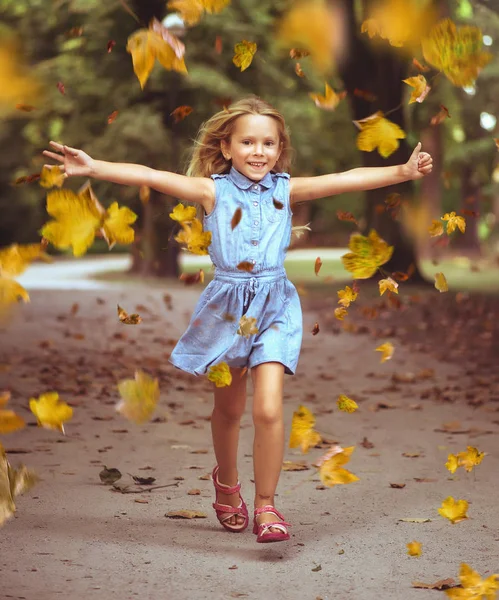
[42,141,95,178]
[404,142,433,180]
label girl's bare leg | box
[211,366,248,526]
[251,361,286,534]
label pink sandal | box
[253,505,291,543]
[211,466,249,533]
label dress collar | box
[228,166,273,190]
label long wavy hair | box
[186,96,293,218]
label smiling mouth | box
[248,162,266,168]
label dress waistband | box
[213,267,286,283]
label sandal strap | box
[257,521,291,535]
[213,501,244,515]
[254,505,287,521]
[212,466,241,495]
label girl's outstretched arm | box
[289,143,433,205]
[43,141,214,205]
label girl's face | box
[221,114,282,181]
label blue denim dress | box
[168,167,302,376]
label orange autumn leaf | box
[431,104,451,126]
[236,261,254,272]
[107,110,119,124]
[428,220,444,237]
[309,83,346,110]
[412,58,430,72]
[117,304,142,325]
[314,257,322,276]
[179,269,205,285]
[378,277,398,296]
[407,541,422,557]
[167,0,231,26]
[171,105,193,123]
[289,48,310,59]
[337,285,358,308]
[336,210,358,225]
[231,207,242,230]
[232,40,257,71]
[294,62,305,77]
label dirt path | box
[1,281,498,600]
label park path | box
[1,261,498,600]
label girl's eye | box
[265,141,275,146]
[242,140,251,145]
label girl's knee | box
[253,401,283,427]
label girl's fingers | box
[63,144,79,156]
[49,141,64,151]
[43,150,64,163]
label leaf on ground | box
[407,541,422,556]
[390,482,406,488]
[412,578,456,590]
[282,461,309,471]
[132,475,155,485]
[99,466,122,484]
[399,518,431,523]
[165,509,207,519]
[360,437,374,449]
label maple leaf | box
[376,341,394,363]
[428,220,444,237]
[0,243,50,278]
[167,0,230,26]
[41,188,103,257]
[403,75,431,104]
[449,446,486,473]
[309,83,346,110]
[29,392,73,434]
[337,285,358,308]
[445,453,459,474]
[355,111,407,158]
[434,272,448,293]
[169,203,197,223]
[0,391,25,434]
[237,315,259,338]
[422,19,492,87]
[341,229,394,279]
[442,211,466,235]
[116,370,160,424]
[337,395,358,413]
[101,202,137,249]
[319,446,359,487]
[0,444,38,528]
[289,405,322,454]
[174,219,212,255]
[207,362,232,388]
[39,165,65,189]
[446,563,499,599]
[378,277,398,296]
[126,18,187,89]
[438,496,468,524]
[233,40,257,72]
[334,307,348,321]
[407,541,422,557]
[117,304,142,325]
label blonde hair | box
[186,96,293,218]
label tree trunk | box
[335,0,427,280]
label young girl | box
[43,96,433,543]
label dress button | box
[253,184,259,190]
[254,220,259,226]
[252,259,256,264]
[252,240,258,246]
[253,201,258,206]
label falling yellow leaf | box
[174,218,212,255]
[376,341,394,363]
[169,203,197,223]
[276,0,341,74]
[116,370,160,424]
[403,75,431,104]
[438,496,468,524]
[289,405,322,454]
[117,304,142,325]
[337,285,358,308]
[232,40,257,71]
[434,272,448,293]
[0,243,50,279]
[341,229,394,279]
[422,18,492,87]
[207,362,232,388]
[407,541,422,557]
[319,446,359,487]
[0,443,38,528]
[355,111,406,158]
[29,392,73,434]
[309,83,346,110]
[237,315,259,338]
[334,307,348,321]
[39,165,65,189]
[445,563,499,599]
[126,18,187,89]
[441,211,466,234]
[101,202,137,249]
[447,446,486,474]
[428,220,444,237]
[337,395,358,413]
[378,277,398,296]
[445,454,459,474]
[0,39,42,116]
[167,0,230,26]
[0,391,25,435]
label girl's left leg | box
[251,361,287,535]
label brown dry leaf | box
[236,261,254,272]
[414,478,437,483]
[187,489,201,495]
[165,510,207,519]
[390,482,406,488]
[402,452,421,458]
[107,110,119,124]
[134,499,149,504]
[295,62,305,77]
[411,578,456,590]
[314,257,322,276]
[360,437,374,449]
[336,210,358,225]
[311,322,320,336]
[117,304,142,325]
[282,461,309,471]
[431,104,451,126]
[231,207,242,230]
[171,105,193,123]
[179,270,204,285]
[399,517,431,523]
